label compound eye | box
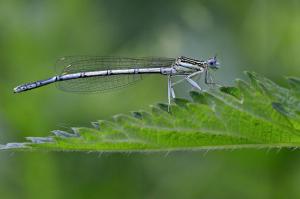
[207,57,220,69]
[208,59,216,66]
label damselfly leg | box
[171,71,204,90]
[167,75,171,111]
[185,71,203,91]
[205,69,222,88]
[167,70,204,111]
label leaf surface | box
[2,72,300,152]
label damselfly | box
[14,56,220,106]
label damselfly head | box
[207,56,220,69]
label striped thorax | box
[174,56,207,74]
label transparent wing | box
[57,74,143,93]
[55,56,175,93]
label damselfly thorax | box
[173,56,207,74]
[14,56,220,109]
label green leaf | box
[2,72,300,152]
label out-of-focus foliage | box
[0,0,300,199]
[2,72,300,152]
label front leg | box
[205,69,214,84]
[205,69,222,87]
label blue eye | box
[207,57,220,69]
[209,60,216,65]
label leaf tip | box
[91,122,100,129]
[131,111,143,119]
[0,143,29,150]
[174,98,189,108]
[26,137,54,144]
[272,102,289,116]
[189,91,209,104]
[286,76,300,90]
[219,86,243,101]
[52,130,79,138]
[157,103,169,112]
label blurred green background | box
[0,0,300,198]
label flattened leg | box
[186,77,202,91]
[171,86,176,99]
[185,71,204,91]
